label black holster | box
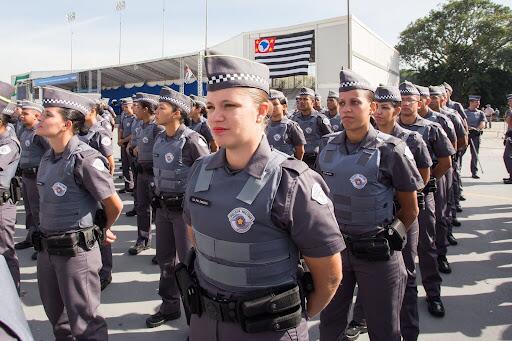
[157,194,184,211]
[9,176,22,204]
[344,235,391,261]
[423,177,437,194]
[175,248,201,325]
[417,191,425,210]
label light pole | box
[116,0,126,64]
[162,0,166,57]
[66,12,76,71]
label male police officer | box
[266,89,306,159]
[292,87,332,167]
[398,81,455,317]
[189,95,218,152]
[118,97,135,193]
[146,87,209,328]
[14,101,50,261]
[314,93,326,113]
[504,94,512,184]
[465,95,486,178]
[325,90,343,132]
[129,93,164,255]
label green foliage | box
[396,0,512,108]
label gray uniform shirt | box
[0,130,21,191]
[424,108,457,145]
[465,109,487,128]
[442,107,467,140]
[189,116,214,145]
[390,124,433,169]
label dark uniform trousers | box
[504,139,512,177]
[417,193,442,299]
[120,143,133,191]
[21,174,40,240]
[189,315,309,341]
[352,220,420,341]
[469,134,481,175]
[136,171,153,242]
[435,174,449,258]
[155,207,191,314]
[128,152,138,210]
[319,249,407,341]
[450,155,462,218]
[0,201,20,291]
[37,245,107,340]
[99,244,112,281]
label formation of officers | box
[0,53,508,341]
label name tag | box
[190,196,210,206]
[322,171,334,176]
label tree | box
[396,0,512,109]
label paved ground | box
[16,123,512,340]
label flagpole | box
[204,0,208,55]
[347,0,352,69]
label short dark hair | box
[56,107,86,135]
[140,101,156,114]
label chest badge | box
[333,125,339,131]
[305,127,313,134]
[165,152,174,163]
[0,145,11,155]
[142,137,149,144]
[273,133,282,141]
[228,207,255,234]
[350,174,368,190]
[101,136,112,146]
[52,182,67,197]
[127,122,131,127]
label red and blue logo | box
[255,37,276,54]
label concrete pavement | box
[15,123,512,340]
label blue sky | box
[1,0,509,82]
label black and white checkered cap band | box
[507,94,512,100]
[339,81,371,89]
[208,73,268,87]
[1,102,16,115]
[160,96,191,113]
[375,94,400,101]
[134,97,159,105]
[399,89,420,95]
[42,98,90,114]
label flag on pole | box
[184,64,196,84]
[255,30,314,78]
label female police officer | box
[0,89,21,292]
[35,86,123,340]
[180,55,345,341]
[79,101,116,290]
[317,71,423,341]
[145,87,209,328]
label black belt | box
[32,226,102,257]
[343,233,391,261]
[199,286,302,333]
[21,167,38,177]
[137,163,154,174]
[157,193,184,211]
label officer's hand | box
[104,229,117,245]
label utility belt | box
[175,249,303,333]
[302,152,317,166]
[32,225,104,257]
[136,163,154,175]
[0,191,11,205]
[154,193,184,211]
[4,176,23,205]
[469,129,482,138]
[423,177,437,194]
[21,167,38,177]
[417,191,425,210]
[343,219,407,262]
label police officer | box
[129,93,164,255]
[126,98,143,217]
[399,81,455,317]
[313,93,326,113]
[14,101,50,261]
[145,87,209,328]
[438,86,468,231]
[189,95,218,152]
[266,89,306,159]
[79,100,116,290]
[35,86,123,340]
[0,91,21,292]
[292,87,333,167]
[325,90,343,132]
[347,85,433,341]
[503,94,512,184]
[465,95,486,178]
[317,72,422,341]
[443,82,468,123]
[181,55,344,341]
[118,97,135,193]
